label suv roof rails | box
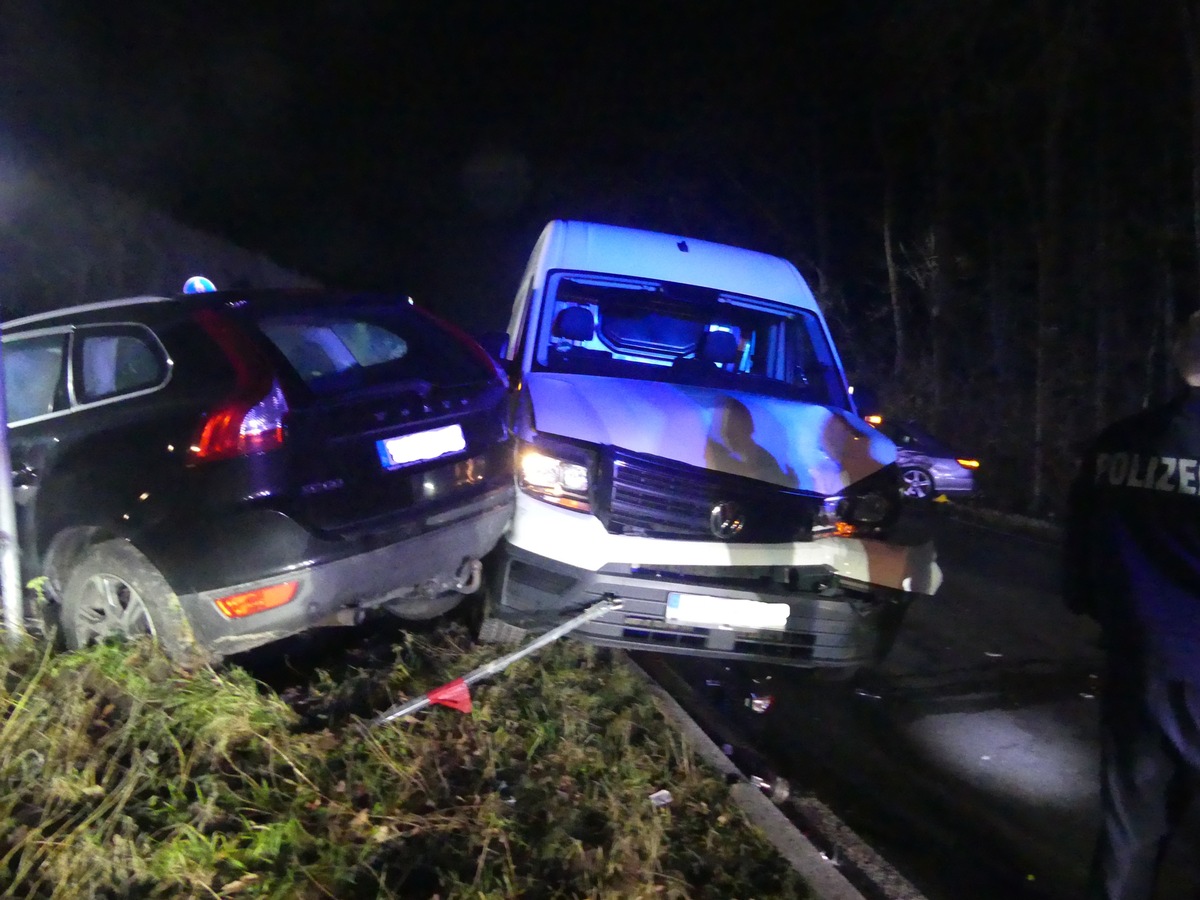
[4,294,178,329]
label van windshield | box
[533,270,850,409]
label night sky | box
[0,1,878,327]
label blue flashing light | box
[183,275,217,294]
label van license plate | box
[665,592,789,629]
[377,424,467,469]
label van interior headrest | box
[699,329,739,365]
[552,306,595,343]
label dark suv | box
[3,287,514,663]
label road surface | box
[649,508,1200,900]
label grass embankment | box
[0,626,810,899]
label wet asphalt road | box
[644,508,1200,900]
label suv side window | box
[4,333,68,423]
[75,325,168,404]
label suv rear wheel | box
[62,540,206,666]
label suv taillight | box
[192,379,287,461]
[191,308,289,462]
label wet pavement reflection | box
[640,510,1200,900]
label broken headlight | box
[814,465,902,537]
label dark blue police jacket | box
[1064,387,1200,683]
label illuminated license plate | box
[665,592,790,630]
[376,424,466,469]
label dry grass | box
[0,626,811,899]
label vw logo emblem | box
[709,501,746,540]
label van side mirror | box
[477,331,510,361]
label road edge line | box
[620,652,868,900]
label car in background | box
[3,284,514,664]
[869,418,979,501]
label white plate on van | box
[665,591,789,629]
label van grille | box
[618,615,817,660]
[598,450,820,543]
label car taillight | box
[191,380,288,461]
[410,302,508,382]
[191,308,289,462]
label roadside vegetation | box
[0,625,809,899]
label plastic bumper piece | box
[492,542,911,669]
[182,487,514,657]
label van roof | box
[536,220,820,311]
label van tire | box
[61,539,208,668]
[469,550,527,646]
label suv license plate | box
[377,424,467,469]
[665,592,789,629]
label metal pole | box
[0,327,23,643]
[372,596,622,726]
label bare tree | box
[1179,0,1200,309]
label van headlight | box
[814,465,901,537]
[517,439,593,512]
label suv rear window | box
[256,305,493,394]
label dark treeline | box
[2,0,1193,516]
[468,0,1200,518]
[0,153,316,316]
[832,0,1198,517]
[370,1,1199,517]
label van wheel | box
[61,540,207,667]
[469,551,527,646]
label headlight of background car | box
[517,438,594,512]
[813,465,901,537]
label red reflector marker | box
[214,581,298,618]
[427,677,473,713]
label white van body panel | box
[526,371,893,494]
[530,220,821,310]
[505,494,944,596]
[488,219,941,670]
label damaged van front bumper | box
[489,542,927,669]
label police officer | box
[1065,309,1200,899]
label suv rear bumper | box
[178,485,514,657]
[491,542,912,670]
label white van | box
[481,220,941,672]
